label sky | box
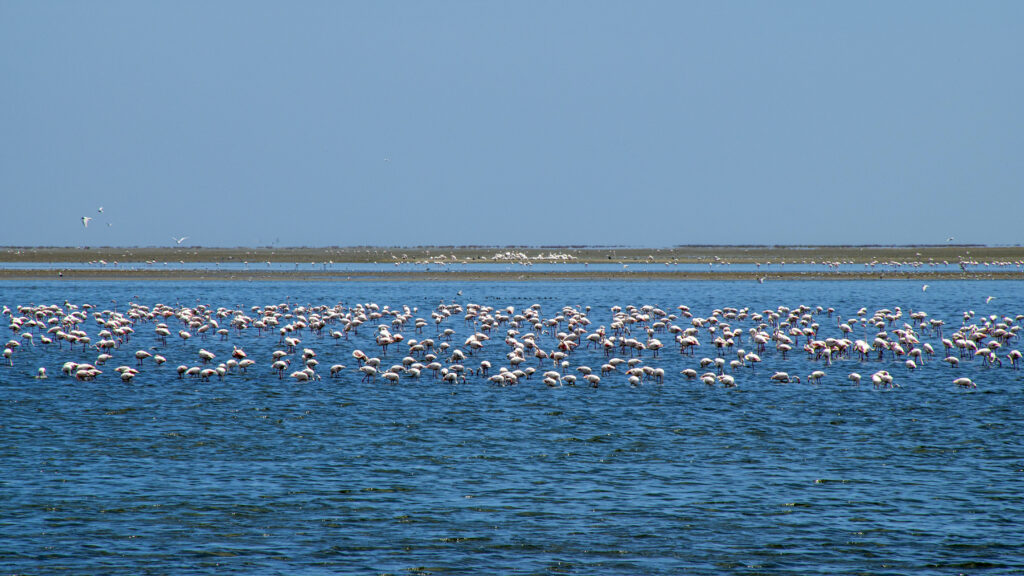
[2,1,1022,248]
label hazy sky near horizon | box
[2,1,1022,248]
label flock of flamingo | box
[2,296,1021,391]
[51,255,1024,271]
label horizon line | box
[1,243,1014,250]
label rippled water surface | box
[2,279,1023,574]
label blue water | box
[2,279,1023,574]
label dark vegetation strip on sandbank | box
[2,245,1023,264]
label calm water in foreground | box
[2,279,1023,575]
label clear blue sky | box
[2,1,1021,247]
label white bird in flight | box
[172,236,189,245]
[97,206,104,213]
[986,296,996,304]
[81,216,91,227]
[922,284,928,292]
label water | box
[2,279,1023,574]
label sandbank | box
[1,245,1021,281]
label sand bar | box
[1,245,1021,281]
[2,244,1023,263]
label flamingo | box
[359,365,378,382]
[1008,349,1021,369]
[272,360,289,378]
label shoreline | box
[0,269,1020,282]
[2,245,1023,265]
[2,245,1021,281]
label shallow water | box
[2,279,1023,574]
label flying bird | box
[921,284,928,292]
[97,206,104,213]
[172,236,189,245]
[986,296,996,304]
[81,216,91,227]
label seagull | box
[758,276,766,284]
[922,284,928,292]
[81,216,91,227]
[172,236,189,245]
[986,296,996,304]
[946,236,954,242]
[98,206,104,213]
